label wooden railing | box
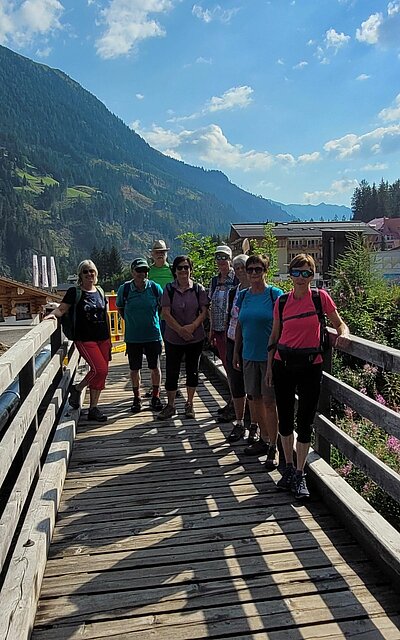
[0,321,81,640]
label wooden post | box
[315,344,332,463]
[19,356,39,463]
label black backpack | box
[165,281,202,313]
[119,280,161,319]
[278,288,330,355]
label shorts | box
[126,341,162,371]
[243,359,275,402]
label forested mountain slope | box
[0,45,290,279]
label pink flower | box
[344,405,354,419]
[339,461,353,477]
[374,393,386,406]
[387,436,400,456]
[360,387,367,395]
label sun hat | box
[151,240,170,251]
[131,257,149,270]
[215,245,232,259]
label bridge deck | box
[32,353,400,639]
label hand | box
[335,334,350,351]
[209,330,217,346]
[180,326,194,342]
[183,323,196,335]
[44,313,58,321]
[233,351,241,371]
[265,367,273,387]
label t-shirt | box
[161,281,209,345]
[148,263,174,290]
[62,287,109,342]
[236,286,283,361]
[274,288,336,364]
[116,280,163,343]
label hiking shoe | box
[276,465,295,490]
[176,389,183,398]
[87,407,107,422]
[247,423,259,445]
[131,397,142,413]
[292,472,310,500]
[227,422,245,443]
[69,384,81,410]
[150,396,163,411]
[184,402,195,419]
[158,404,177,420]
[264,444,279,471]
[243,439,270,456]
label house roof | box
[230,221,380,240]
[0,276,62,300]
[369,217,400,237]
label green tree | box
[248,223,278,279]
[177,232,217,286]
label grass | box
[66,187,91,199]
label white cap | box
[215,245,232,259]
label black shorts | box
[126,341,162,371]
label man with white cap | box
[148,240,174,291]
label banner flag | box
[41,256,49,288]
[32,254,39,287]
[50,256,58,288]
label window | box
[15,302,32,321]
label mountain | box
[275,201,351,221]
[0,45,290,280]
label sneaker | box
[264,444,279,471]
[276,465,295,491]
[176,389,183,398]
[243,439,270,456]
[292,472,310,500]
[69,384,81,410]
[247,423,259,445]
[227,422,245,443]
[150,396,163,411]
[131,397,142,413]
[184,402,195,419]
[217,407,237,423]
[87,407,107,422]
[158,404,177,420]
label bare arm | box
[232,321,243,370]
[265,315,281,385]
[184,306,208,333]
[44,302,70,320]
[327,309,350,348]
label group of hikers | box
[46,239,349,500]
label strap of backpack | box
[166,282,175,304]
[311,288,327,351]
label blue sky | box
[1,0,400,207]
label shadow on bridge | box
[31,355,400,639]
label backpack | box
[236,285,279,309]
[119,280,161,319]
[210,273,239,298]
[278,288,330,357]
[61,286,106,340]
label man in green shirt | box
[148,240,174,291]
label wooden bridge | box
[1,321,400,639]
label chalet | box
[0,276,62,325]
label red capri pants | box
[75,339,111,390]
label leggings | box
[75,339,111,390]
[164,340,204,391]
[272,359,322,443]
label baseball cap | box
[131,257,149,270]
[215,245,232,259]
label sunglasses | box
[246,266,264,274]
[176,264,190,271]
[216,255,229,261]
[290,269,314,278]
[82,269,96,275]
[135,268,149,274]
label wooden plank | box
[0,349,79,640]
[327,326,400,373]
[0,352,63,489]
[0,320,55,395]
[322,371,400,439]
[315,413,400,502]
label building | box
[372,248,400,283]
[368,218,400,250]
[0,276,62,325]
[229,221,380,280]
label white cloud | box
[0,0,64,46]
[135,93,144,99]
[277,58,284,65]
[324,124,400,159]
[298,151,321,163]
[361,163,388,170]
[356,73,370,81]
[379,93,400,122]
[192,4,239,24]
[36,45,52,57]
[325,27,350,51]
[168,85,254,122]
[293,60,308,70]
[95,0,173,59]
[195,56,212,64]
[356,3,400,48]
[304,178,358,203]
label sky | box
[1,1,400,207]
